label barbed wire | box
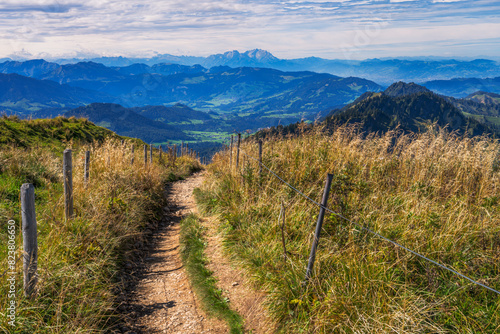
[239,150,500,295]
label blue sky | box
[0,0,499,60]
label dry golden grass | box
[197,125,500,333]
[0,138,200,333]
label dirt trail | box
[121,172,273,334]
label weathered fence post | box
[144,145,147,166]
[63,149,74,220]
[236,133,241,169]
[84,150,90,185]
[258,140,263,177]
[21,183,37,298]
[305,173,333,282]
[159,145,162,160]
[150,144,153,164]
[131,144,135,165]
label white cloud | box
[0,0,499,59]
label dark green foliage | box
[325,90,495,136]
[383,81,432,97]
[133,103,212,123]
[65,103,193,142]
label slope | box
[0,115,119,149]
[65,103,193,143]
[324,82,493,136]
[0,73,113,114]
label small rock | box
[231,282,239,286]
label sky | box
[0,0,499,60]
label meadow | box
[0,116,200,333]
[197,124,500,333]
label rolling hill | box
[323,82,494,136]
[0,73,113,114]
[64,103,192,143]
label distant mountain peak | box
[383,81,431,97]
[202,49,279,67]
[222,50,240,59]
[243,49,278,61]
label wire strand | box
[240,150,500,295]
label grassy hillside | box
[0,118,201,333]
[0,115,121,149]
[0,73,112,114]
[197,125,500,333]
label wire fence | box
[239,149,500,296]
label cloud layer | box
[0,0,499,59]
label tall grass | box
[0,138,200,333]
[197,125,500,333]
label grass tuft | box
[180,214,245,334]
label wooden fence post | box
[144,145,147,166]
[131,144,135,165]
[258,140,263,177]
[305,173,333,282]
[21,183,37,298]
[63,149,74,220]
[84,150,90,185]
[159,145,162,160]
[236,133,241,169]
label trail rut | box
[119,172,273,334]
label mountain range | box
[0,60,383,121]
[6,49,499,86]
[1,54,500,153]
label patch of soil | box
[115,172,274,334]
